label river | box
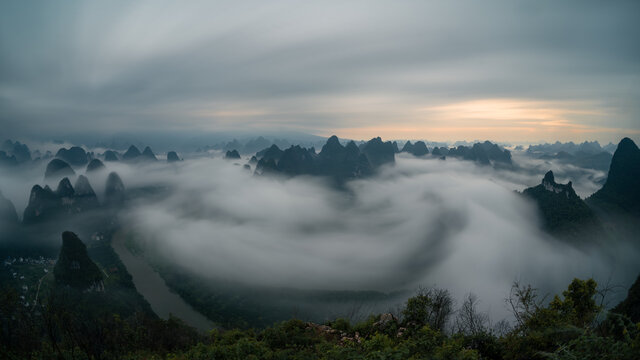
[111,231,215,332]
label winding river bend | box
[112,231,215,332]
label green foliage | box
[549,278,600,327]
[402,287,453,331]
[4,270,640,360]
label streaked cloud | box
[1,0,639,143]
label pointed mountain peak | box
[74,175,95,196]
[54,231,103,290]
[104,150,119,162]
[617,137,639,153]
[56,177,75,197]
[123,145,141,160]
[225,149,241,159]
[86,158,105,172]
[105,172,125,207]
[167,151,180,162]
[321,135,345,153]
[589,137,640,212]
[142,146,157,160]
[45,159,75,180]
[345,140,359,153]
[326,135,340,145]
[543,170,555,184]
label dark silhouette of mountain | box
[22,175,102,224]
[315,137,373,179]
[0,190,18,226]
[253,136,389,181]
[142,146,158,161]
[122,145,142,160]
[276,145,317,175]
[56,146,88,166]
[44,159,76,180]
[105,172,125,207]
[167,151,181,162]
[225,150,241,159]
[315,136,351,177]
[255,158,279,175]
[86,159,106,172]
[613,274,640,323]
[401,141,429,156]
[256,144,284,162]
[56,177,75,198]
[522,171,598,235]
[104,150,119,161]
[361,137,396,167]
[74,175,100,211]
[54,231,104,290]
[2,140,31,163]
[588,138,640,213]
[431,147,448,157]
[22,185,61,224]
[535,150,612,172]
[527,140,612,156]
[0,150,18,167]
[445,141,511,166]
[13,142,31,163]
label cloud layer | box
[115,155,640,320]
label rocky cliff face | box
[589,138,640,213]
[54,231,104,291]
[522,171,598,236]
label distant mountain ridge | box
[252,135,394,181]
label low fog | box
[120,154,639,320]
[1,149,638,322]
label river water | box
[111,231,215,332]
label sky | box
[1,0,639,144]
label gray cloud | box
[1,1,639,142]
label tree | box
[455,293,489,336]
[402,287,453,331]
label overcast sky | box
[1,0,639,143]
